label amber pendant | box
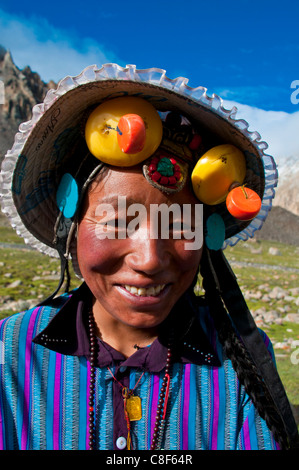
[126,395,142,421]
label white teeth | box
[124,284,166,297]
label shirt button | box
[119,366,127,373]
[116,436,127,449]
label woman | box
[0,64,298,451]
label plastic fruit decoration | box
[85,97,163,166]
[191,143,262,221]
[191,144,247,205]
[226,185,262,221]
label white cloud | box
[223,100,299,164]
[0,9,120,82]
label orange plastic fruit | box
[226,186,262,221]
[117,114,146,154]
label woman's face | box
[77,166,203,331]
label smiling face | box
[76,166,203,333]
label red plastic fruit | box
[226,186,262,221]
[117,114,146,154]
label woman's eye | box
[168,221,196,239]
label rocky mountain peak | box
[0,45,55,159]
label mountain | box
[256,205,299,245]
[0,45,299,245]
[273,155,299,217]
[0,46,55,159]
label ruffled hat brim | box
[0,63,278,268]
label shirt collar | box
[33,283,220,371]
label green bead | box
[157,157,174,176]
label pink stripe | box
[53,354,62,450]
[182,364,191,450]
[242,417,251,449]
[150,373,160,442]
[21,308,40,450]
[211,367,219,450]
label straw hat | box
[0,63,277,273]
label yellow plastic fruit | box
[85,97,163,166]
[191,144,247,205]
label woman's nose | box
[125,229,171,275]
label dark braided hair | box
[199,246,290,450]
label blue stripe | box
[16,311,31,447]
[78,356,88,450]
[216,363,226,449]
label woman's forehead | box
[87,166,197,206]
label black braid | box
[199,248,289,449]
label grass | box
[226,240,299,411]
[0,214,80,318]
[0,220,298,413]
[225,238,299,270]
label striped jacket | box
[0,285,279,450]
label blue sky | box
[1,0,299,161]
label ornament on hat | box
[148,155,182,187]
[85,97,163,166]
[191,144,262,221]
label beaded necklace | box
[87,311,172,450]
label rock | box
[43,274,60,281]
[6,279,22,288]
[264,310,280,322]
[289,287,299,296]
[283,313,299,323]
[274,342,291,350]
[0,298,38,312]
[268,247,282,256]
[250,246,263,254]
[268,286,286,299]
[284,295,295,303]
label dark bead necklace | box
[87,311,172,451]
